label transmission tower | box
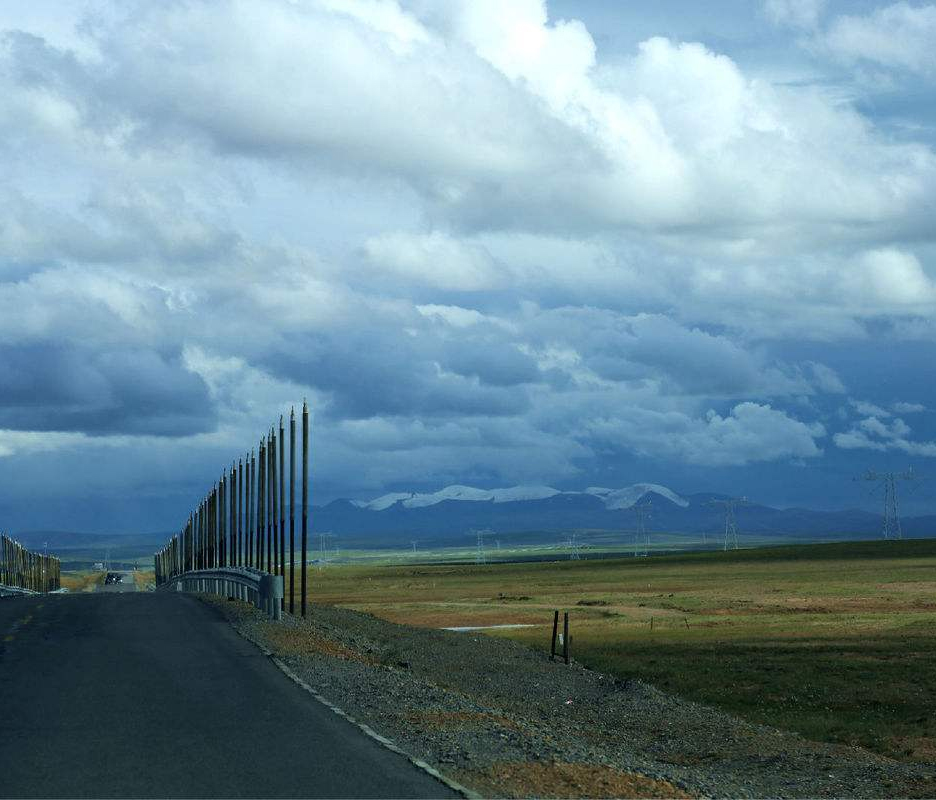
[632,501,651,557]
[565,530,582,560]
[318,531,336,566]
[472,529,494,564]
[856,467,917,540]
[410,540,418,554]
[706,497,748,551]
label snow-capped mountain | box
[351,483,687,512]
[312,482,899,547]
[585,484,689,510]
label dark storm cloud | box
[0,343,215,436]
[265,327,532,421]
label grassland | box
[60,570,104,592]
[304,538,936,762]
[132,568,155,590]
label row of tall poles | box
[0,533,61,593]
[155,401,311,617]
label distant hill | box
[11,530,168,553]
[17,483,934,556]
[310,482,929,546]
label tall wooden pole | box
[248,452,255,568]
[258,440,265,571]
[289,407,296,615]
[279,415,286,612]
[267,432,274,573]
[229,466,236,568]
[201,498,206,570]
[271,428,278,580]
[301,400,309,617]
[237,459,243,567]
[220,475,227,568]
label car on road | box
[104,573,123,585]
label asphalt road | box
[0,592,458,799]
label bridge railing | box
[160,567,285,619]
[155,401,311,621]
[1,533,61,595]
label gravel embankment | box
[206,597,936,799]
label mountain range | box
[14,482,934,554]
[314,483,934,547]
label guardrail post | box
[258,573,284,620]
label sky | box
[1,0,935,533]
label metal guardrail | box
[0,584,39,597]
[159,567,285,620]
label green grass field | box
[305,538,936,762]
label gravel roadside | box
[205,597,936,799]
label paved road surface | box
[0,593,457,798]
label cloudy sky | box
[1,0,935,532]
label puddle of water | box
[442,623,538,632]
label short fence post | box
[550,610,559,660]
[563,611,570,665]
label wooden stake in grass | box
[563,611,570,665]
[551,610,559,661]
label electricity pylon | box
[706,497,748,551]
[471,529,494,564]
[566,530,582,560]
[856,467,917,540]
[632,501,651,557]
[318,531,336,566]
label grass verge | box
[305,538,936,761]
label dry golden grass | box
[455,761,693,799]
[133,569,155,590]
[60,571,103,592]
[304,540,936,760]
[257,621,377,664]
[404,710,521,731]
